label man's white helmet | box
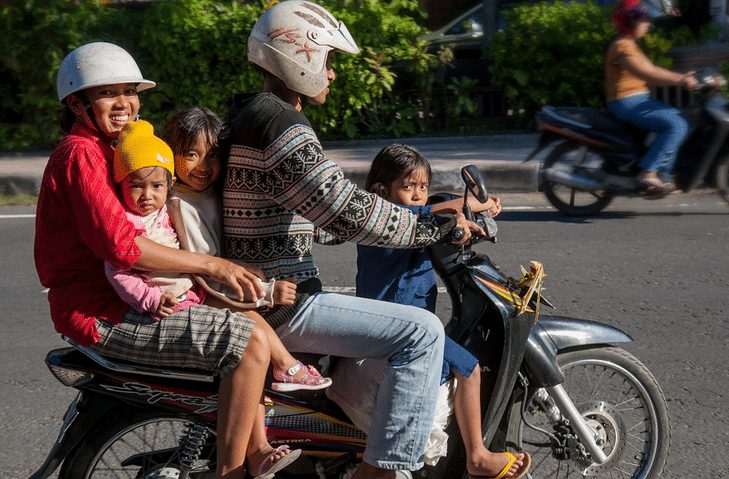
[247,1,360,98]
[56,42,156,103]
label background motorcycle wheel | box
[541,142,614,216]
[713,154,729,204]
[507,347,670,478]
[59,410,216,479]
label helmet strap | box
[70,92,113,142]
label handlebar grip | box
[451,227,465,242]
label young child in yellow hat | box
[106,120,204,318]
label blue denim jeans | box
[607,93,689,179]
[276,293,445,470]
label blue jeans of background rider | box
[607,93,689,180]
[276,293,445,471]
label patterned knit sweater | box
[222,92,455,281]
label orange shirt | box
[604,37,650,102]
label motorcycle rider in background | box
[605,0,697,193]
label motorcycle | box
[526,67,729,216]
[30,166,670,479]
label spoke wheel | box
[542,142,613,216]
[59,412,216,479]
[508,347,670,478]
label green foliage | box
[447,76,479,117]
[0,0,432,149]
[136,0,265,129]
[490,1,674,124]
[0,0,120,149]
[310,0,430,137]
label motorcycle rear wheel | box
[59,411,216,479]
[508,347,670,479]
[542,142,614,216]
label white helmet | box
[247,1,360,98]
[56,42,156,102]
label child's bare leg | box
[247,404,298,475]
[244,310,298,370]
[203,298,298,370]
[217,323,269,479]
[454,366,525,478]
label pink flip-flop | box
[251,445,302,479]
[272,361,333,392]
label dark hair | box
[161,107,225,159]
[364,144,432,192]
[58,104,76,134]
[161,107,227,191]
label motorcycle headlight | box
[48,363,94,387]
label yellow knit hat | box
[113,120,174,183]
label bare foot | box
[467,450,527,478]
[247,444,300,478]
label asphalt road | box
[2,192,728,478]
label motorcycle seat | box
[64,336,217,383]
[538,106,645,150]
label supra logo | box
[101,382,218,414]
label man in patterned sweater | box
[222,3,484,478]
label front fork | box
[528,383,609,464]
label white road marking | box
[0,214,35,219]
[323,286,447,294]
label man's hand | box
[453,211,486,245]
[156,292,179,318]
[273,280,297,306]
[207,257,266,302]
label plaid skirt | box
[92,304,254,378]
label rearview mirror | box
[461,165,488,203]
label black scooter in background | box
[527,68,729,216]
[30,167,670,479]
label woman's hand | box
[273,280,297,306]
[681,71,698,91]
[207,256,266,302]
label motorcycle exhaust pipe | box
[541,168,601,191]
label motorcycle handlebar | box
[450,213,498,245]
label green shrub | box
[490,1,673,124]
[0,0,121,149]
[0,0,431,149]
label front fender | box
[524,315,632,388]
[29,392,122,479]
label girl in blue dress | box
[356,144,530,479]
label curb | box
[0,134,541,197]
[0,162,539,197]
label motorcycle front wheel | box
[713,154,729,204]
[541,142,614,216]
[508,347,670,478]
[59,411,216,479]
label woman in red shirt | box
[34,42,273,479]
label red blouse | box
[34,122,143,345]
